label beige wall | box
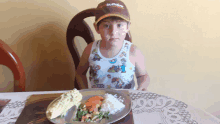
[0,0,220,118]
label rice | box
[100,93,125,115]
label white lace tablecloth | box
[0,90,219,124]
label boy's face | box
[94,18,130,44]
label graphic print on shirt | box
[108,65,121,73]
[89,40,135,89]
[121,58,126,63]
[109,58,117,64]
[92,84,104,88]
[124,43,129,50]
[123,75,134,89]
[112,77,124,89]
[89,65,101,84]
[107,85,111,89]
[92,49,97,54]
[121,58,127,73]
[119,51,126,57]
[107,63,126,73]
[124,82,132,89]
[92,54,102,61]
[121,64,126,73]
[107,74,111,78]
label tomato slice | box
[85,96,104,112]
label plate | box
[46,88,132,124]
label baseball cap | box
[94,0,130,25]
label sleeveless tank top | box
[88,40,135,89]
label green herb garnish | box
[103,112,109,118]
[98,107,101,111]
[85,118,91,122]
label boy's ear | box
[93,23,100,34]
[126,22,131,33]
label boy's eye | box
[104,24,110,28]
[117,24,122,28]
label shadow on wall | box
[0,0,97,92]
[11,22,76,91]
[0,65,14,92]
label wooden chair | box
[0,39,25,92]
[66,8,132,89]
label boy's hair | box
[97,16,128,29]
[94,0,130,26]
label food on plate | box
[100,93,125,115]
[75,93,125,122]
[46,88,82,119]
[85,96,104,112]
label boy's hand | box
[130,44,150,92]
[75,42,93,90]
[137,76,149,91]
[137,87,147,91]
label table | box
[0,89,220,124]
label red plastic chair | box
[0,39,25,92]
[66,8,132,89]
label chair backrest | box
[0,39,25,92]
[66,8,132,89]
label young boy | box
[76,0,150,91]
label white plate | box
[46,88,132,124]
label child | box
[76,0,150,91]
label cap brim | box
[94,13,130,25]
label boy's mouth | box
[106,35,119,41]
[109,37,119,40]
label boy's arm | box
[131,45,150,91]
[75,43,93,89]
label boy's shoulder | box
[83,41,95,55]
[130,44,141,56]
[129,43,145,61]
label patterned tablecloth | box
[0,90,220,124]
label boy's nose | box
[109,26,118,36]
